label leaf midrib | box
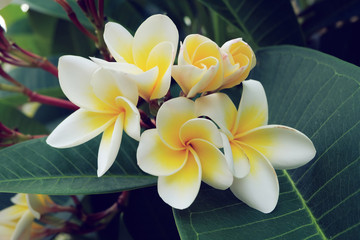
[283,170,327,240]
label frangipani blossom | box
[196,80,316,213]
[0,194,53,240]
[47,56,140,177]
[103,14,179,101]
[137,97,233,209]
[220,38,256,90]
[172,34,224,98]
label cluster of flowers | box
[46,15,316,213]
[0,194,54,239]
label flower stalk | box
[0,122,46,147]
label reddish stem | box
[54,0,97,42]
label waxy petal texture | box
[97,114,124,177]
[234,80,268,134]
[230,145,279,213]
[190,139,233,189]
[156,97,196,150]
[158,152,201,210]
[240,125,316,169]
[104,22,134,63]
[137,129,187,176]
[11,210,34,240]
[132,15,178,69]
[58,56,112,112]
[47,109,116,148]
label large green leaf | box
[0,134,156,195]
[198,0,305,49]
[174,46,359,239]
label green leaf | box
[12,0,92,29]
[0,102,48,135]
[174,46,359,239]
[0,133,156,194]
[197,0,305,49]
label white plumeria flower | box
[47,56,141,177]
[172,34,224,98]
[0,0,12,10]
[103,14,179,102]
[0,194,53,240]
[220,38,256,90]
[195,80,316,213]
[137,97,233,209]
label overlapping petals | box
[220,38,256,89]
[0,194,53,240]
[172,34,224,98]
[137,97,233,209]
[46,56,140,177]
[196,80,316,213]
[103,14,179,101]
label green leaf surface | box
[0,134,156,195]
[198,0,305,49]
[0,102,48,135]
[174,46,360,239]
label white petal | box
[133,14,178,69]
[190,139,233,189]
[97,114,124,177]
[11,194,27,206]
[46,109,116,148]
[156,97,196,150]
[172,64,206,97]
[179,118,223,147]
[11,210,34,240]
[104,22,134,63]
[126,67,159,102]
[240,125,316,169]
[91,68,139,107]
[90,57,143,74]
[195,92,237,137]
[26,195,54,219]
[146,41,174,100]
[234,80,268,134]
[230,144,279,213]
[137,129,187,176]
[158,150,201,209]
[230,141,251,178]
[58,56,108,112]
[116,96,140,141]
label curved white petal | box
[46,109,116,148]
[126,67,159,102]
[26,195,54,219]
[195,92,237,137]
[10,194,27,206]
[0,205,27,222]
[90,57,143,75]
[146,41,174,100]
[58,56,108,112]
[179,118,223,147]
[156,97,196,150]
[230,141,251,178]
[190,139,233,189]
[158,150,201,209]
[11,210,34,240]
[240,125,316,169]
[137,129,187,176]
[133,14,178,69]
[92,68,139,107]
[172,64,206,97]
[234,80,268,134]
[116,96,140,141]
[97,114,124,177]
[104,22,134,63]
[230,144,279,213]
